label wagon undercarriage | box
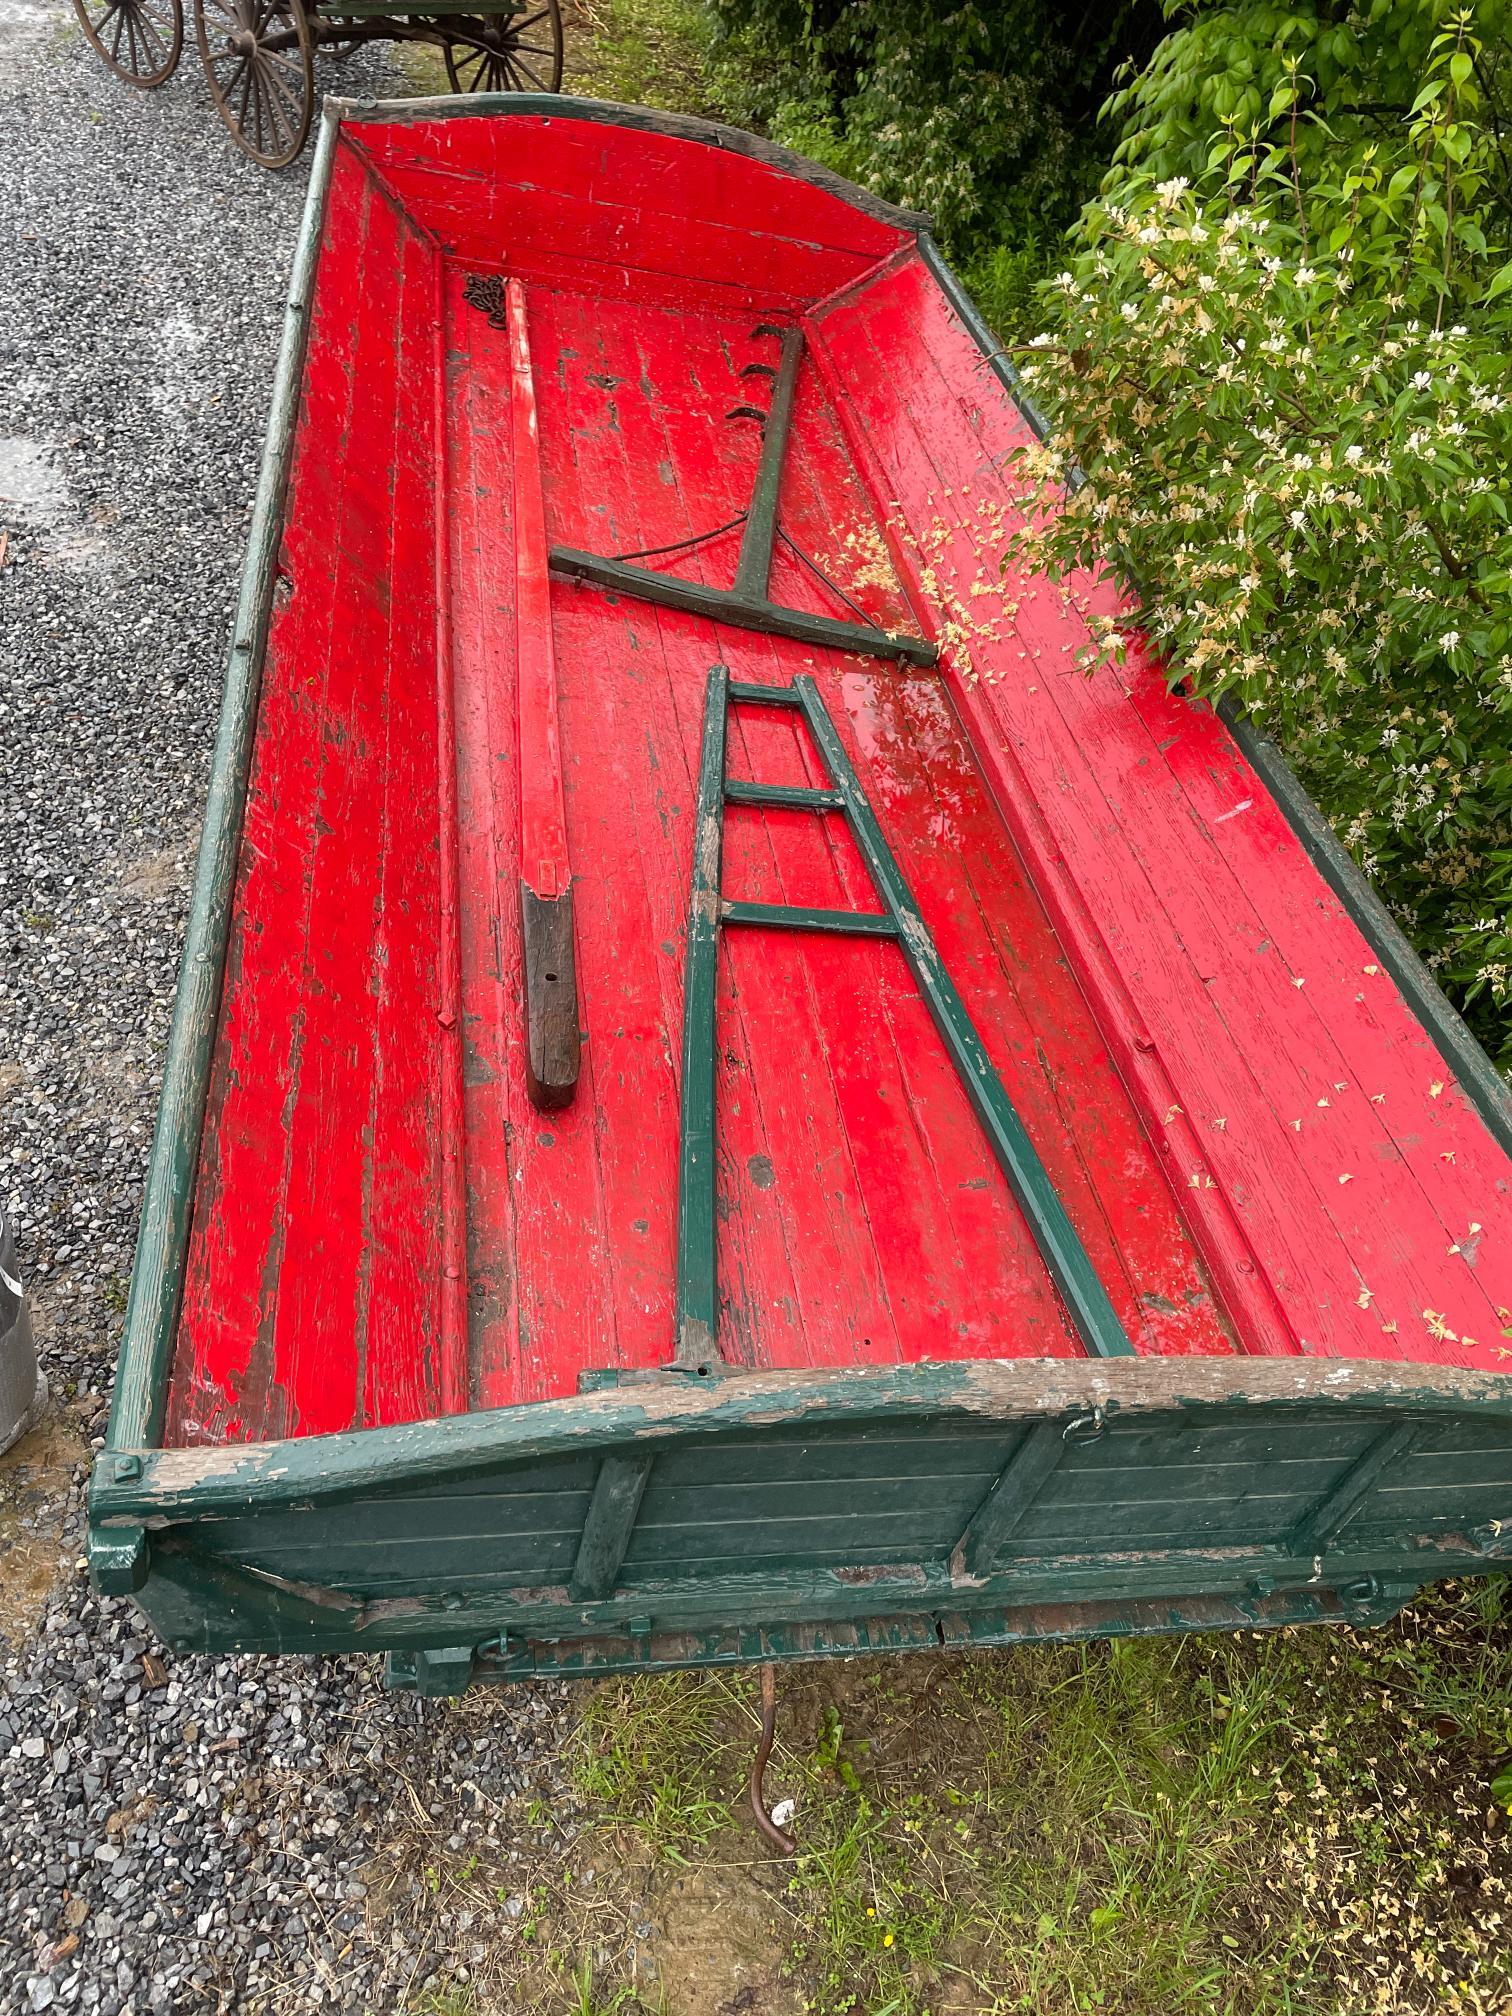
[68,0,562,166]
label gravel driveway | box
[0,14,575,2010]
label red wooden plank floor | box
[164,125,1512,1446]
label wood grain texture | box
[169,146,448,1442]
[811,250,1512,1377]
[160,116,1512,1461]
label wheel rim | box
[444,1,563,94]
[71,0,183,87]
[195,0,313,169]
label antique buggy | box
[89,96,1512,1698]
[68,0,561,166]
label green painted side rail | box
[88,1354,1512,1686]
[674,665,1136,1366]
[674,665,730,1366]
[103,109,341,1459]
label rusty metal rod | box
[749,1663,796,1856]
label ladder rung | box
[724,780,845,811]
[722,900,898,938]
[728,681,801,708]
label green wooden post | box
[732,326,802,599]
[548,326,935,665]
[1286,1420,1419,1554]
[951,1421,1066,1577]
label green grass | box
[402,1980,480,2016]
[565,1956,640,2016]
[562,0,722,115]
[562,1584,1512,2015]
[572,1670,734,1858]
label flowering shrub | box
[1011,15,1512,1062]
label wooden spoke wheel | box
[443,0,563,94]
[70,0,183,87]
[194,0,314,169]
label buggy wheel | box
[70,0,183,87]
[194,0,314,168]
[443,0,563,94]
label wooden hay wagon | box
[90,97,1512,1699]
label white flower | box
[1120,301,1139,321]
[1412,370,1432,391]
[1440,631,1461,653]
[1295,266,1317,285]
[1343,444,1364,464]
[1155,176,1190,208]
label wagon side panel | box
[103,1392,1512,1675]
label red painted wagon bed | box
[91,96,1512,1693]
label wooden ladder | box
[673,662,1136,1368]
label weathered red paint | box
[506,275,573,906]
[164,111,1512,1448]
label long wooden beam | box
[433,246,470,1413]
[506,276,581,1110]
[549,546,938,665]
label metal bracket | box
[460,272,508,330]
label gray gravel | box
[0,12,576,2009]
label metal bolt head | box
[113,1454,142,1482]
